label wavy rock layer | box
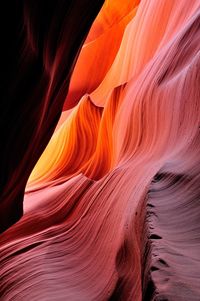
[0,0,200,300]
[147,171,200,301]
[0,0,104,232]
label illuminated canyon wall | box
[0,0,200,300]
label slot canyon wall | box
[0,0,200,300]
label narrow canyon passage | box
[0,0,200,300]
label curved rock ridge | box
[0,0,200,300]
[0,0,105,233]
[146,171,200,300]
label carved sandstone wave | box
[0,0,200,300]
